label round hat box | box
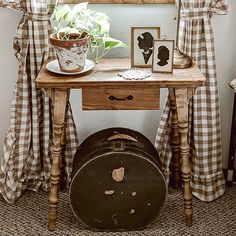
[69,128,167,231]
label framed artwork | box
[152,40,174,73]
[131,27,160,68]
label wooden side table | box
[35,58,205,231]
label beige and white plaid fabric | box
[155,0,229,201]
[0,0,79,203]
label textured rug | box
[0,186,235,236]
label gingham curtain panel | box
[0,0,79,203]
[155,0,229,202]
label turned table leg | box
[175,88,193,226]
[59,125,67,189]
[48,89,68,231]
[169,88,181,189]
[60,91,70,189]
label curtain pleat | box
[0,0,79,203]
[155,0,229,201]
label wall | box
[0,2,236,168]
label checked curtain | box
[155,0,229,201]
[0,0,78,203]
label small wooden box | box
[82,87,160,110]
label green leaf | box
[98,20,110,34]
[72,2,88,14]
[64,10,76,23]
[93,12,110,34]
[90,36,103,47]
[75,20,90,31]
[55,4,71,22]
[103,37,127,49]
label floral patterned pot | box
[50,33,89,72]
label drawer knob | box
[109,95,133,101]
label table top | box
[36,58,205,89]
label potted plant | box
[50,2,127,72]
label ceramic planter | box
[50,33,89,72]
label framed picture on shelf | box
[152,40,174,73]
[131,27,160,68]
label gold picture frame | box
[131,27,160,68]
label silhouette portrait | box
[131,27,160,67]
[137,32,154,64]
[152,40,174,73]
[157,46,169,66]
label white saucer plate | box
[46,59,94,75]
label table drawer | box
[82,87,160,110]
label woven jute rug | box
[0,186,235,236]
